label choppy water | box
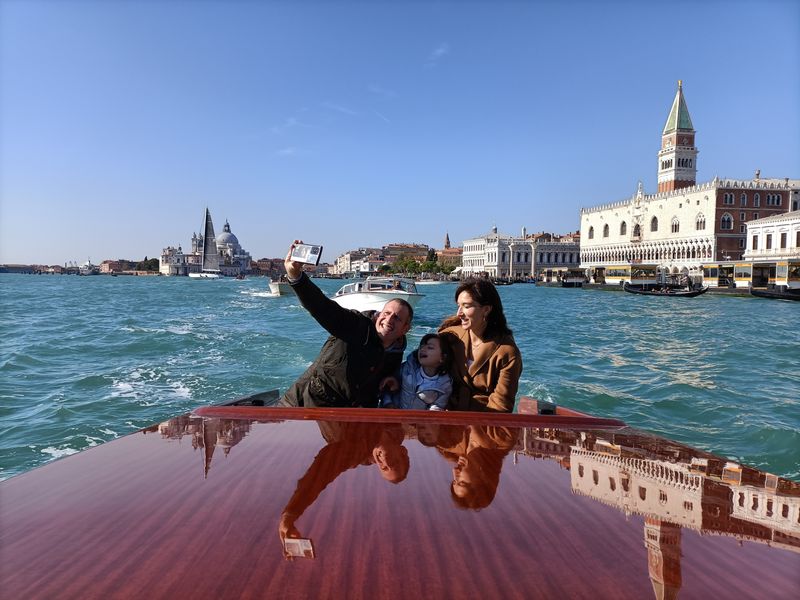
[1,273,798,481]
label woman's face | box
[456,291,492,334]
[452,456,474,498]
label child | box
[381,333,453,410]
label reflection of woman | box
[436,425,518,510]
[439,278,522,412]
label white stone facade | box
[744,210,800,262]
[580,178,799,279]
[461,227,532,279]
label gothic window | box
[620,221,627,236]
[723,193,734,205]
[588,226,594,239]
[696,214,706,230]
[603,224,609,238]
[650,217,658,232]
[721,214,733,230]
[754,193,760,207]
[740,193,747,207]
[671,218,680,233]
[633,224,641,237]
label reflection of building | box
[580,81,799,281]
[513,424,800,600]
[160,214,252,277]
[644,518,681,600]
[156,415,252,477]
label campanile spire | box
[657,80,698,193]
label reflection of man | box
[278,421,409,555]
[281,240,413,408]
[435,425,518,510]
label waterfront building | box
[461,226,532,279]
[436,232,463,269]
[213,220,252,277]
[743,210,800,289]
[579,81,799,284]
[160,213,252,277]
[531,231,581,282]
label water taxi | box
[331,276,424,312]
[2,397,797,598]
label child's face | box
[418,338,444,370]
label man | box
[281,241,413,408]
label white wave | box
[99,428,117,436]
[170,381,191,398]
[41,446,79,459]
[166,325,193,335]
[243,290,279,298]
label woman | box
[435,424,519,510]
[438,278,522,412]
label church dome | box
[216,220,239,247]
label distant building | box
[532,232,581,281]
[460,226,535,280]
[436,233,463,270]
[160,213,252,277]
[579,81,799,283]
[743,210,800,289]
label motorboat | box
[268,278,296,295]
[2,395,797,598]
[331,276,424,311]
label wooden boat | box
[624,282,709,297]
[332,276,424,311]
[2,396,797,598]
[750,287,800,301]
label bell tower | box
[657,80,698,193]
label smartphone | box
[290,244,323,265]
[283,537,315,559]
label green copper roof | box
[662,81,694,134]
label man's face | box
[375,300,411,346]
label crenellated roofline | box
[580,177,798,215]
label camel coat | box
[438,325,522,412]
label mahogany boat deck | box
[1,406,798,599]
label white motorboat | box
[268,278,295,295]
[331,276,424,312]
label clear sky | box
[1,0,798,265]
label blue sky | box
[1,0,798,265]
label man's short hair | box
[384,298,414,322]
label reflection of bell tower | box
[644,517,682,600]
[657,80,698,193]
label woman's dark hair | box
[453,278,512,339]
[419,333,453,375]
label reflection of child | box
[381,334,453,410]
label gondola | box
[623,282,709,297]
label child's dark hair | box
[419,333,453,375]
